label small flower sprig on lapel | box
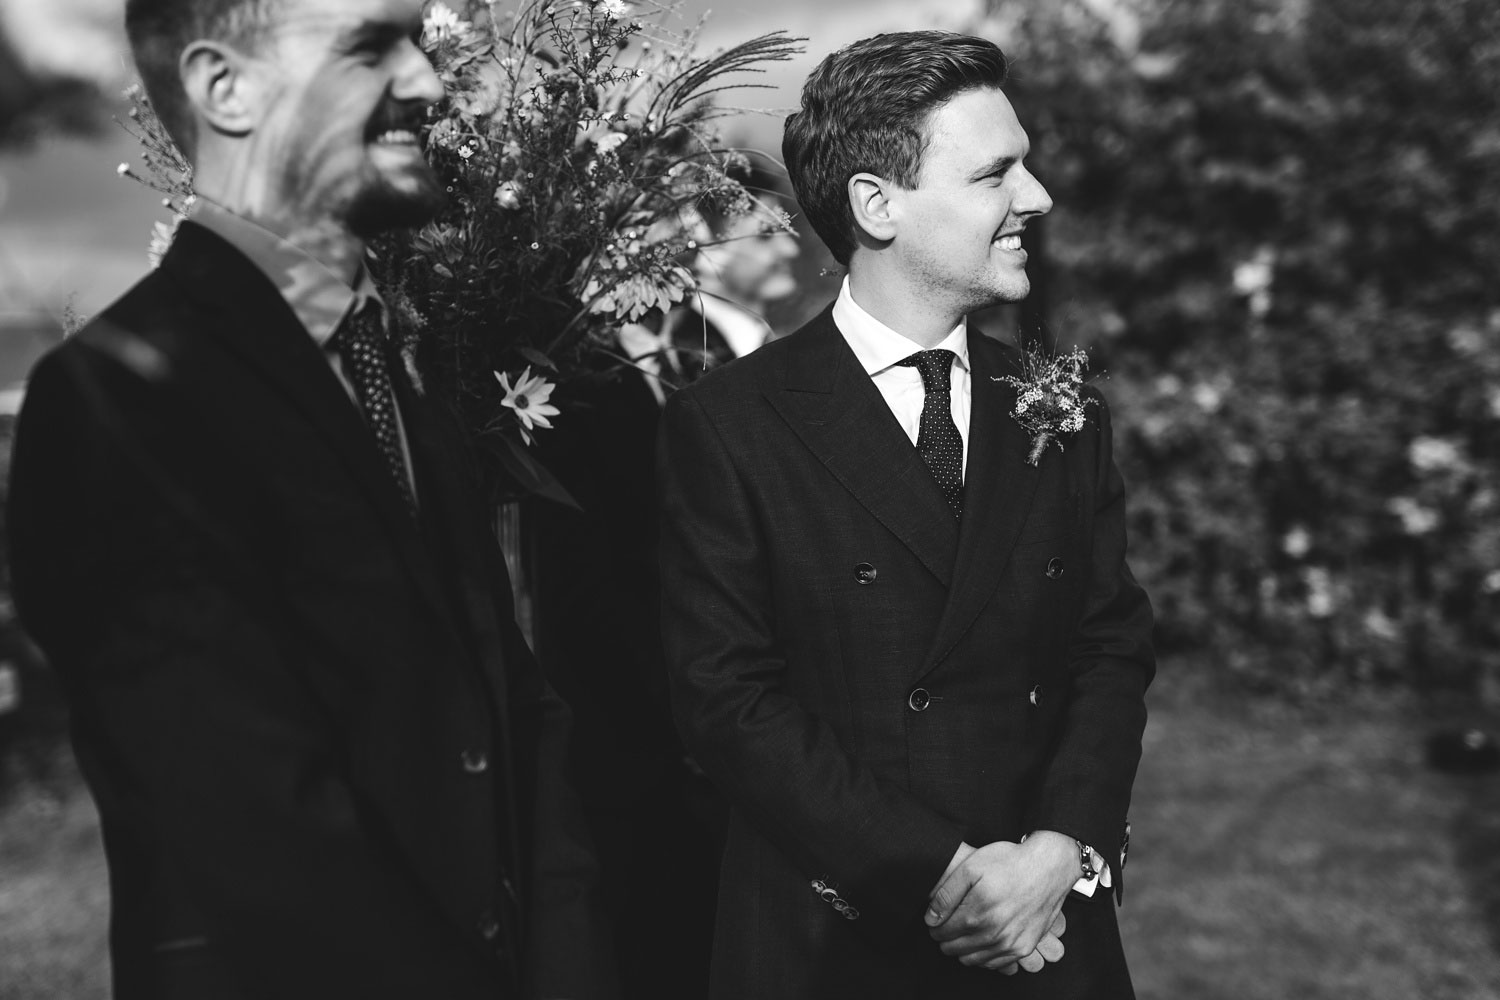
[994,342,1099,466]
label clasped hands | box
[923,831,1078,975]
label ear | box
[848,172,898,244]
[179,40,257,138]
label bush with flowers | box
[975,0,1500,698]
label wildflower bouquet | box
[374,0,803,502]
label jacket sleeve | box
[479,537,618,1000]
[657,387,965,932]
[8,349,505,999]
[1030,390,1156,887]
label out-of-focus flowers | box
[1387,496,1439,536]
[1408,435,1464,475]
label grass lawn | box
[1,660,1497,998]
[1121,669,1500,1000]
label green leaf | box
[490,434,581,510]
[517,347,558,371]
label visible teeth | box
[996,235,1023,251]
[376,130,418,145]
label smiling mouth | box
[994,233,1024,251]
[373,129,421,147]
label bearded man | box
[8,1,612,997]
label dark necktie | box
[896,349,964,518]
[332,302,417,516]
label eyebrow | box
[969,156,1018,182]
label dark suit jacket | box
[8,222,611,1000]
[525,307,736,997]
[657,306,1155,999]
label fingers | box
[925,861,979,928]
[1018,949,1047,974]
[1035,931,1065,963]
[1051,909,1066,938]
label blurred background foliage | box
[972,0,1500,699]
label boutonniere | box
[992,342,1099,466]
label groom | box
[8,0,610,997]
[658,31,1155,998]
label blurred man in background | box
[7,0,611,997]
[527,173,798,998]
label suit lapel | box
[764,310,958,586]
[159,223,461,634]
[915,332,1040,680]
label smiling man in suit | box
[658,30,1155,999]
[7,1,611,997]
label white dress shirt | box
[833,277,1112,897]
[831,278,972,477]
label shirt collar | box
[831,277,969,376]
[188,197,383,348]
[694,291,769,359]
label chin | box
[346,171,446,238]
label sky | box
[0,0,984,331]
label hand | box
[924,832,1078,969]
[992,911,1066,975]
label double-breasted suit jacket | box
[8,223,609,1000]
[658,305,1155,999]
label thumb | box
[925,863,977,926]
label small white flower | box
[116,162,131,177]
[597,0,629,19]
[458,144,475,160]
[1303,566,1334,618]
[1387,496,1438,536]
[422,1,468,44]
[1190,381,1223,413]
[494,367,561,445]
[494,180,522,209]
[1408,435,1463,474]
[1282,525,1311,558]
[592,131,628,155]
[1362,608,1400,641]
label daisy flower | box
[494,367,560,444]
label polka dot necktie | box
[332,302,417,516]
[896,349,964,519]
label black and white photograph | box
[0,0,1497,998]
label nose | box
[1015,165,1053,220]
[395,36,445,105]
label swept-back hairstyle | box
[125,0,279,156]
[782,31,1009,265]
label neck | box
[846,259,963,348]
[193,152,365,284]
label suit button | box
[854,562,877,585]
[477,912,502,941]
[1045,557,1065,579]
[461,750,490,774]
[907,688,931,712]
[1029,685,1042,707]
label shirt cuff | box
[1070,843,1111,898]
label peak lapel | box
[160,223,461,634]
[915,333,1039,680]
[764,310,958,586]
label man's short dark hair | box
[782,31,1009,266]
[125,0,278,156]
